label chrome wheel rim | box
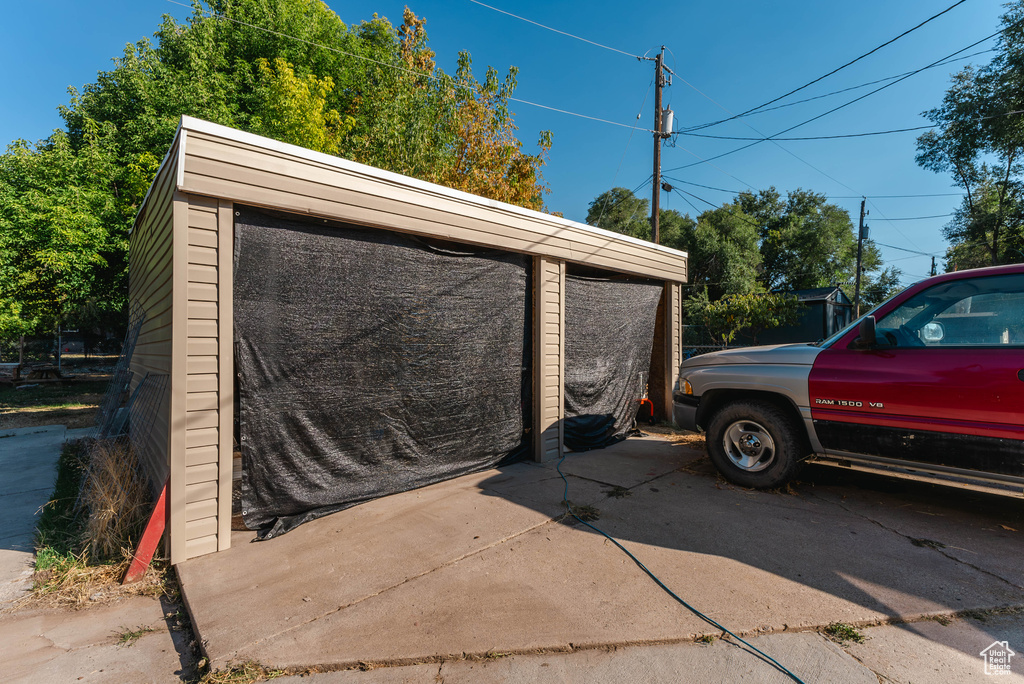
[722,420,776,472]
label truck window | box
[874,273,1024,348]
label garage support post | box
[533,256,565,462]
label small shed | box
[745,286,854,346]
[130,117,688,564]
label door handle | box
[1019,369,1024,382]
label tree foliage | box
[682,289,802,345]
[916,1,1024,266]
[585,187,652,240]
[1,1,553,339]
[585,185,902,339]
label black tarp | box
[234,207,530,539]
[563,274,663,451]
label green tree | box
[0,123,137,336]
[682,204,762,299]
[916,1,1024,266]
[738,188,879,291]
[585,187,652,239]
[1,1,553,341]
[682,289,801,345]
[249,57,354,154]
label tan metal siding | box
[179,130,688,283]
[174,195,233,562]
[665,282,684,424]
[129,137,177,494]
[533,257,564,462]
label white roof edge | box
[131,119,185,234]
[178,115,689,262]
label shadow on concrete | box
[177,432,1024,672]
[484,436,1024,675]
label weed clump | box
[822,622,866,645]
[25,438,159,607]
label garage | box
[129,116,688,563]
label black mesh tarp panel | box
[563,275,663,451]
[234,207,530,539]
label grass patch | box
[822,622,866,645]
[563,501,600,522]
[695,634,715,644]
[0,380,108,430]
[116,624,156,647]
[602,485,632,499]
[910,538,947,550]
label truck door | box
[808,272,1024,477]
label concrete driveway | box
[177,435,1024,677]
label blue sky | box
[0,0,1010,283]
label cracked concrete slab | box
[178,464,610,666]
[0,596,188,684]
[842,613,1024,682]
[805,473,1024,591]
[179,435,1024,674]
[273,631,879,684]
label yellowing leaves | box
[250,58,354,156]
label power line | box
[865,200,925,252]
[665,178,743,195]
[883,213,954,221]
[466,0,640,59]
[673,72,862,196]
[163,0,652,133]
[874,241,942,256]
[682,48,995,131]
[595,82,655,228]
[678,109,1024,141]
[664,25,1015,174]
[668,179,967,200]
[680,0,970,133]
[680,124,937,141]
[830,192,965,198]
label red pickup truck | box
[673,263,1024,497]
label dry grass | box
[643,423,707,450]
[5,437,164,611]
[22,548,165,610]
[79,440,150,560]
[200,661,287,683]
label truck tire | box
[706,400,805,489]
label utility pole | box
[930,256,937,277]
[854,198,867,317]
[651,46,666,245]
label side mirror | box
[854,316,877,349]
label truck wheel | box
[706,401,805,489]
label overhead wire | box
[664,24,1018,174]
[679,0,970,133]
[672,71,862,195]
[595,81,656,228]
[882,213,954,221]
[678,109,1024,141]
[682,47,996,131]
[669,179,966,200]
[466,0,640,59]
